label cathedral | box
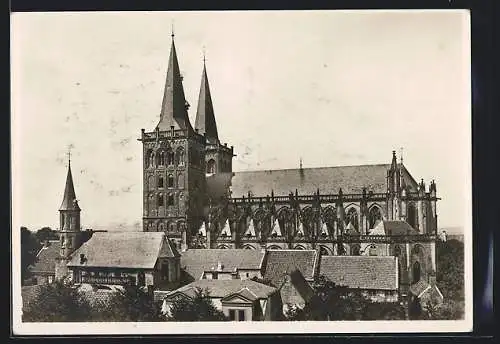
[139,34,441,297]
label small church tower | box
[55,154,81,280]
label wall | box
[361,290,399,303]
[222,303,253,321]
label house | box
[67,232,181,291]
[319,255,399,302]
[161,279,282,321]
[29,240,60,285]
[180,248,266,282]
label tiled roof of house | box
[166,279,277,300]
[278,269,315,307]
[409,280,431,297]
[319,256,398,290]
[180,249,265,281]
[30,241,60,274]
[67,232,178,269]
[263,249,319,286]
[231,164,391,197]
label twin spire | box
[157,32,219,144]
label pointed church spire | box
[157,33,193,132]
[59,152,80,211]
[195,53,219,144]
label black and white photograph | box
[11,10,472,334]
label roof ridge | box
[233,163,391,174]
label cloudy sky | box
[11,10,471,232]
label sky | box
[11,10,471,233]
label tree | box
[165,288,227,321]
[22,281,92,322]
[436,239,464,301]
[35,227,59,242]
[21,227,41,284]
[96,285,164,322]
[284,275,406,321]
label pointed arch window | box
[157,150,165,166]
[167,193,174,206]
[146,150,154,167]
[346,207,359,230]
[167,174,174,188]
[158,176,164,188]
[167,150,175,165]
[407,203,417,229]
[157,194,164,207]
[158,223,165,232]
[207,159,216,174]
[176,148,185,166]
[368,206,382,229]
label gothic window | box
[368,206,382,229]
[369,244,377,256]
[67,238,72,248]
[157,150,165,166]
[207,159,216,174]
[407,203,417,229]
[176,148,185,166]
[351,244,361,256]
[158,223,165,232]
[394,245,402,257]
[61,236,65,247]
[320,246,330,256]
[148,176,155,190]
[167,150,175,165]
[412,261,421,283]
[177,173,184,188]
[346,207,359,230]
[167,174,174,188]
[158,176,164,188]
[158,194,164,207]
[148,150,155,167]
[167,193,174,206]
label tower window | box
[176,148,185,166]
[167,194,174,206]
[168,174,174,188]
[207,159,216,174]
[157,151,165,166]
[167,150,175,165]
[158,194,164,207]
[158,176,164,188]
[148,151,155,167]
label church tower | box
[55,155,81,280]
[195,56,234,202]
[139,32,206,248]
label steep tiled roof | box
[263,249,319,286]
[67,232,177,269]
[319,256,398,290]
[409,280,431,297]
[30,241,60,274]
[167,279,276,300]
[180,249,265,281]
[231,164,391,197]
[383,221,419,235]
[278,269,315,307]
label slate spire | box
[195,58,219,144]
[59,158,80,211]
[157,34,193,132]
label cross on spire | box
[202,46,206,64]
[400,147,404,164]
[67,145,73,165]
[171,20,175,39]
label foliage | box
[165,287,227,321]
[35,227,59,242]
[21,227,41,283]
[22,281,93,322]
[284,275,406,321]
[436,239,464,301]
[95,285,164,322]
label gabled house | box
[161,279,282,321]
[29,240,60,285]
[67,232,180,291]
